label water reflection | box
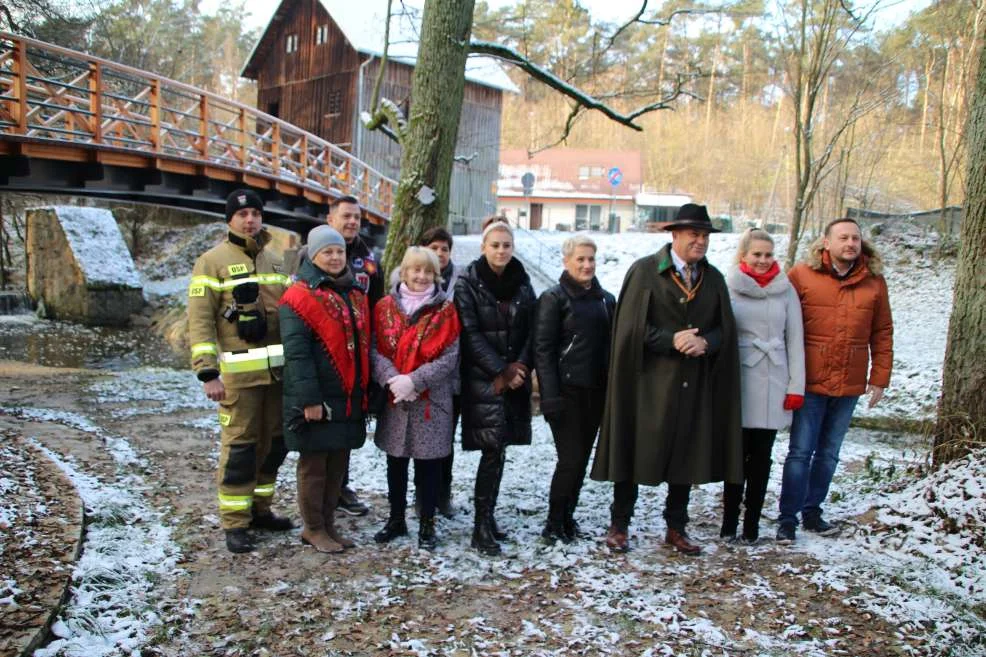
[0,316,184,370]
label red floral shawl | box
[280,281,370,416]
[374,294,461,415]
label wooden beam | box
[155,158,198,175]
[21,143,91,162]
[202,166,238,182]
[97,151,151,168]
[243,173,273,189]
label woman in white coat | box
[722,229,805,542]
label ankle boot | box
[375,516,409,543]
[418,516,438,551]
[720,482,743,539]
[471,502,501,556]
[297,455,343,553]
[541,500,569,544]
[563,501,589,541]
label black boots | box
[472,501,501,556]
[541,500,570,544]
[374,516,408,543]
[250,511,294,531]
[225,528,255,554]
[418,516,438,550]
[721,483,743,539]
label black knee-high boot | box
[472,449,503,555]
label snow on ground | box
[53,207,143,289]
[3,405,185,657]
[8,224,980,655]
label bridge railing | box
[0,32,395,220]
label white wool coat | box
[726,265,806,430]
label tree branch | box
[470,40,697,131]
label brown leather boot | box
[297,454,343,554]
[324,450,355,549]
[665,527,701,555]
[605,524,629,552]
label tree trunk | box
[381,0,475,276]
[934,41,986,465]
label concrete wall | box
[26,207,144,327]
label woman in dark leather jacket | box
[533,235,615,543]
[454,219,536,556]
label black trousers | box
[611,481,692,532]
[546,385,605,511]
[415,394,460,501]
[723,427,777,537]
[388,455,442,519]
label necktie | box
[682,264,693,290]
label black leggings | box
[387,455,442,519]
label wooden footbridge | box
[0,33,395,232]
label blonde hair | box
[399,246,441,282]
[735,228,775,264]
[481,218,513,243]
[561,234,597,258]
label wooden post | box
[150,78,160,152]
[198,95,208,159]
[271,121,281,174]
[15,40,27,135]
[238,107,247,168]
[300,134,308,183]
[321,144,329,190]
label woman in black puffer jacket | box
[533,234,615,544]
[454,219,536,556]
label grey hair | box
[735,228,775,264]
[561,234,597,259]
[399,246,441,280]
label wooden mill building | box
[241,0,518,233]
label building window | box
[575,204,602,230]
[578,166,590,180]
[326,90,342,116]
[315,24,329,45]
[591,166,604,177]
[286,34,299,53]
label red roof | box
[499,148,643,196]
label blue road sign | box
[608,167,623,186]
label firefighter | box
[188,189,293,554]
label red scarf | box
[740,261,781,287]
[280,281,370,416]
[374,294,461,418]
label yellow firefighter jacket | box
[188,228,290,388]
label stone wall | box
[26,206,144,326]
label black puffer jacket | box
[534,273,616,415]
[454,257,536,451]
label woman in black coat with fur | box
[454,219,536,556]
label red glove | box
[783,394,805,411]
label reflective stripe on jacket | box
[188,228,289,388]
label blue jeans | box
[778,393,859,527]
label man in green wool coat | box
[591,203,743,555]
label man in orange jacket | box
[776,218,893,544]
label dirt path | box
[0,365,964,656]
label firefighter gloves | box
[233,281,267,343]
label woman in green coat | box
[279,226,371,553]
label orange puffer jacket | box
[787,240,893,397]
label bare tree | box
[371,0,704,273]
[776,0,888,266]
